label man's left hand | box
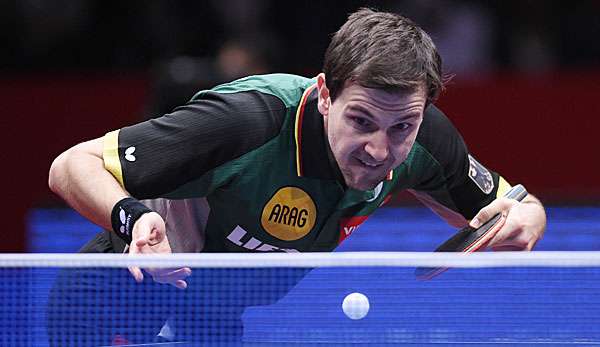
[128,212,192,289]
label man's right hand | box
[127,212,192,289]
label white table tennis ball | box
[342,292,370,320]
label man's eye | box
[351,117,371,127]
[392,123,411,131]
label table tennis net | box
[2,252,600,346]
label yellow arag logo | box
[261,187,316,241]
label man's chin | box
[346,176,384,191]
[342,166,389,191]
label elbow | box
[48,138,104,201]
[48,150,70,197]
[49,143,87,197]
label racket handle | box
[504,184,528,202]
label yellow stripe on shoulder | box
[103,130,124,187]
[496,176,511,198]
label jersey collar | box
[293,84,344,182]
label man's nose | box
[364,132,389,162]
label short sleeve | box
[103,90,286,199]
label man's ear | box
[316,73,331,116]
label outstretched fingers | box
[152,267,193,289]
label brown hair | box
[323,8,445,103]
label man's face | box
[321,81,427,191]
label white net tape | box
[1,251,599,268]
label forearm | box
[49,138,128,230]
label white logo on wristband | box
[119,208,128,235]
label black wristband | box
[111,197,153,244]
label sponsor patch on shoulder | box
[467,154,494,194]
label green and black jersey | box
[103,74,510,253]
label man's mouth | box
[356,157,385,168]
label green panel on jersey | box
[193,74,317,109]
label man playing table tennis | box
[47,8,546,345]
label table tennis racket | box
[415,184,528,280]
